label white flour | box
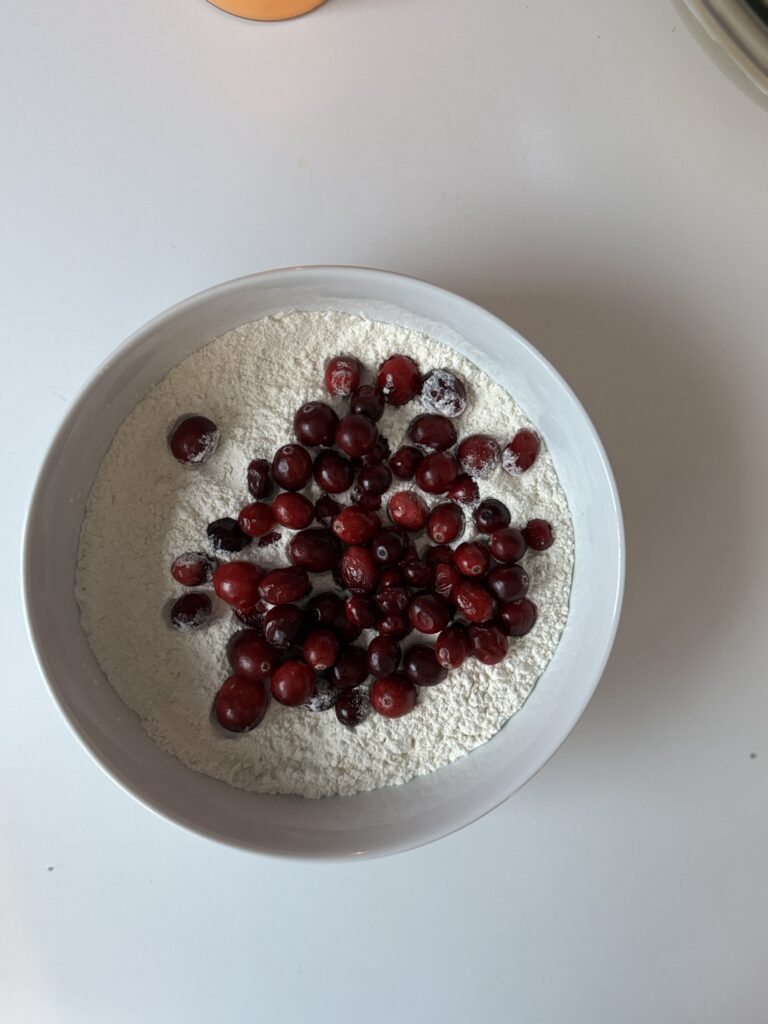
[76,311,574,798]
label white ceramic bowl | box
[23,267,624,859]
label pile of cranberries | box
[166,353,555,734]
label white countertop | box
[3,1,767,1020]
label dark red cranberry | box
[233,598,270,629]
[376,612,412,640]
[377,354,421,405]
[214,676,268,732]
[169,415,219,465]
[369,530,408,571]
[272,492,314,530]
[367,635,401,677]
[434,562,461,601]
[271,661,316,706]
[435,624,471,668]
[415,452,458,494]
[502,429,540,474]
[335,414,379,458]
[487,564,530,602]
[213,561,264,608]
[425,543,454,565]
[473,498,511,534]
[302,628,340,671]
[332,507,381,544]
[353,436,390,469]
[408,593,451,634]
[334,613,362,645]
[170,593,212,631]
[259,566,311,604]
[357,463,392,496]
[340,545,379,593]
[207,517,252,553]
[313,494,342,525]
[469,623,508,665]
[258,531,281,548]
[453,541,491,577]
[426,502,464,544]
[378,567,404,589]
[238,501,275,538]
[325,355,361,397]
[497,598,538,636]
[523,519,554,551]
[420,369,467,417]
[489,527,527,563]
[388,490,428,531]
[288,528,342,573]
[247,458,273,500]
[350,385,385,422]
[303,678,343,713]
[455,581,495,623]
[171,551,216,586]
[408,414,457,453]
[374,585,409,614]
[307,591,344,626]
[457,434,500,478]
[447,473,479,506]
[263,604,307,648]
[352,489,382,511]
[389,445,423,480]
[272,444,312,491]
[402,556,435,589]
[330,646,369,689]
[345,595,377,629]
[370,675,417,717]
[403,644,447,687]
[293,402,338,447]
[335,687,370,727]
[314,450,355,494]
[228,630,278,678]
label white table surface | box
[3,1,767,1021]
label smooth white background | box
[2,1,767,1020]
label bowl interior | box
[23,267,623,858]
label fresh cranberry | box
[171,551,216,586]
[403,644,447,687]
[228,630,278,678]
[288,528,342,572]
[263,603,307,648]
[453,541,491,577]
[388,490,428,531]
[314,450,355,493]
[502,429,540,474]
[293,402,338,447]
[325,355,361,397]
[376,612,412,640]
[489,527,527,563]
[330,647,369,689]
[353,436,390,469]
[238,501,275,538]
[335,414,379,458]
[272,492,314,530]
[307,591,344,625]
[334,614,362,645]
[435,624,471,668]
[434,562,461,601]
[233,598,270,629]
[272,444,312,491]
[426,502,464,544]
[313,494,342,525]
[259,566,311,604]
[340,545,379,593]
[169,415,219,465]
[497,598,538,636]
[378,567,404,589]
[374,585,409,614]
[408,593,451,634]
[207,517,252,553]
[247,458,273,500]
[457,434,500,478]
[258,531,281,548]
[447,473,479,506]
[332,507,381,544]
[455,581,495,623]
[335,687,370,727]
[367,635,401,677]
[357,463,392,496]
[523,519,554,551]
[389,445,423,480]
[169,593,212,631]
[468,623,508,665]
[213,561,264,608]
[302,628,340,671]
[214,676,268,732]
[345,595,377,629]
[487,564,530,602]
[419,369,467,417]
[352,489,382,511]
[370,675,417,718]
[350,385,385,422]
[377,354,421,405]
[402,556,435,589]
[408,414,457,452]
[303,678,343,713]
[473,498,510,534]
[271,661,316,706]
[425,543,454,565]
[415,451,458,494]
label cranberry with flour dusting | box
[325,355,361,397]
[313,494,342,525]
[169,415,219,465]
[447,473,479,506]
[457,434,500,478]
[502,430,540,475]
[207,517,252,553]
[335,687,370,728]
[420,369,467,417]
[170,593,212,631]
[303,678,343,713]
[171,551,216,586]
[214,676,268,733]
[377,354,421,405]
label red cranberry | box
[334,614,362,645]
[457,434,500,478]
[523,519,554,551]
[335,687,370,727]
[434,562,461,601]
[332,507,381,544]
[313,494,342,525]
[468,623,508,665]
[259,566,311,604]
[171,551,216,586]
[487,564,530,602]
[453,541,491,577]
[228,630,278,678]
[357,463,392,496]
[435,624,471,669]
[288,528,342,572]
[214,676,268,732]
[263,604,307,648]
[350,385,385,422]
[408,414,457,453]
[408,593,451,634]
[303,678,343,713]
[377,354,421,406]
[314,450,354,493]
[233,598,270,629]
[272,444,312,491]
[376,612,412,640]
[420,369,467,417]
[293,402,338,447]
[455,581,495,623]
[340,545,379,593]
[271,661,316,706]
[207,517,252,553]
[247,458,273,500]
[447,473,480,506]
[497,598,538,637]
[367,635,401,677]
[353,436,390,469]
[403,644,447,687]
[502,429,540,474]
[425,544,454,565]
[374,585,409,614]
[345,596,377,629]
[307,591,344,625]
[325,355,361,397]
[169,415,219,465]
[335,414,379,458]
[238,501,276,538]
[213,561,264,608]
[170,593,212,631]
[330,646,369,689]
[378,567,404,589]
[402,556,435,589]
[352,489,382,511]
[302,627,340,671]
[489,527,527,563]
[389,445,423,480]
[370,675,417,718]
[272,492,314,530]
[258,531,281,548]
[388,490,428,531]
[427,502,464,544]
[415,451,458,494]
[473,498,511,534]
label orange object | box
[207,0,326,20]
